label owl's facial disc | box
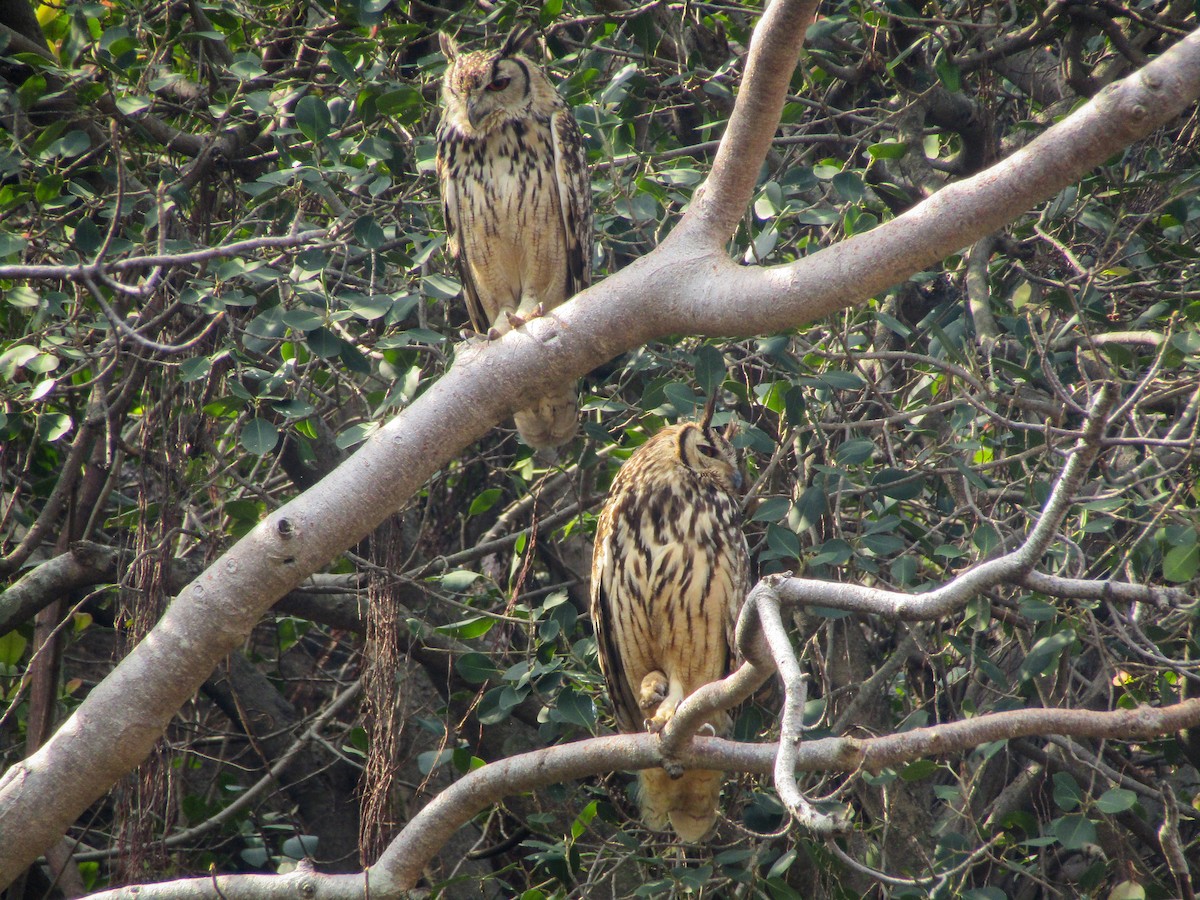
[465,58,530,131]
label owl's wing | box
[435,126,488,332]
[590,519,642,734]
[550,107,592,297]
[724,534,751,670]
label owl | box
[436,26,592,451]
[590,401,750,842]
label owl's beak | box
[467,100,490,130]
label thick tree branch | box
[3,12,1200,888]
[0,544,117,635]
[676,0,821,246]
[82,698,1200,900]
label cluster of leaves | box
[2,0,1199,897]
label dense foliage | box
[1,0,1198,897]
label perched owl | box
[436,26,592,451]
[590,402,750,842]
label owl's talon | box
[505,311,526,329]
[486,326,502,340]
[639,671,669,713]
[697,723,716,737]
[459,328,486,342]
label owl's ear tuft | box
[500,24,538,58]
[700,394,717,430]
[438,32,459,61]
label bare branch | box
[81,699,1200,899]
[0,544,117,636]
[0,230,327,282]
[771,385,1115,620]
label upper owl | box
[435,26,592,450]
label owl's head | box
[439,26,542,134]
[674,398,743,494]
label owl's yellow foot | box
[639,671,668,716]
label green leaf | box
[766,848,797,879]
[1019,631,1073,681]
[436,615,494,640]
[17,73,46,109]
[662,381,700,416]
[872,468,923,501]
[455,652,497,684]
[0,629,28,667]
[281,835,318,860]
[765,523,800,559]
[440,570,481,593]
[352,215,386,250]
[44,130,90,159]
[899,759,937,782]
[694,344,726,396]
[551,686,596,728]
[835,438,875,465]
[39,413,72,442]
[831,171,864,202]
[808,538,852,567]
[867,141,908,159]
[961,890,1006,900]
[422,273,460,299]
[115,95,151,116]
[0,232,27,257]
[1162,541,1200,582]
[539,0,563,26]
[751,496,791,523]
[1048,814,1096,851]
[1095,787,1138,814]
[468,488,502,517]
[1052,771,1082,812]
[296,95,332,143]
[229,53,266,80]
[477,685,520,724]
[934,52,961,91]
[0,345,40,380]
[417,748,454,775]
[793,485,826,531]
[240,418,279,456]
[335,422,377,450]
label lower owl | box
[590,401,750,841]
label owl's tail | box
[637,767,723,843]
[513,381,578,451]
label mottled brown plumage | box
[590,402,750,842]
[436,26,592,450]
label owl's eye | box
[487,76,511,92]
[698,444,719,459]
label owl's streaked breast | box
[438,116,568,323]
